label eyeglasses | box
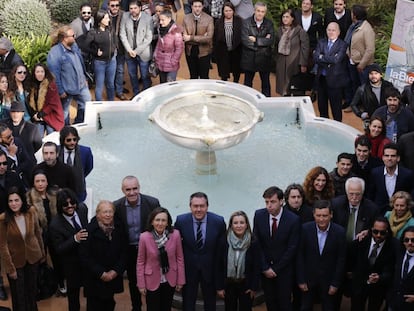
[82,11,92,15]
[403,237,414,243]
[372,229,387,236]
[62,200,77,208]
[65,137,78,143]
[0,161,8,166]
[110,4,120,7]
[16,71,27,75]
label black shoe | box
[123,88,130,94]
[0,285,8,300]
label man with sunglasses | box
[49,188,89,311]
[58,126,93,202]
[70,3,94,42]
[389,226,414,310]
[350,216,398,311]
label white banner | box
[385,0,414,91]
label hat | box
[10,101,25,112]
[0,37,13,51]
[367,63,382,74]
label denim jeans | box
[35,122,55,137]
[115,53,125,95]
[94,56,116,101]
[126,55,151,96]
[159,71,177,83]
[61,85,91,124]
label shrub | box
[49,0,85,24]
[9,34,52,71]
[0,0,51,37]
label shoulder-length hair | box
[146,207,174,234]
[5,186,29,223]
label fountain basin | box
[149,90,264,151]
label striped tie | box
[196,221,203,249]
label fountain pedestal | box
[195,151,217,175]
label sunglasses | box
[0,161,7,166]
[65,137,78,143]
[372,229,387,236]
[403,237,414,243]
[62,200,77,208]
[82,11,92,15]
[16,71,27,75]
[110,4,120,7]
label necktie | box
[271,217,277,237]
[196,221,203,249]
[327,40,333,51]
[403,254,412,278]
[72,216,81,231]
[66,151,73,166]
[368,243,380,266]
[346,208,356,241]
[194,19,198,36]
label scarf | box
[227,230,251,279]
[98,220,115,240]
[344,20,363,46]
[389,209,412,237]
[159,21,174,38]
[278,26,292,56]
[152,230,170,274]
[29,78,49,112]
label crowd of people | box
[0,0,414,311]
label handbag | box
[148,59,159,78]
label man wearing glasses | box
[389,226,414,310]
[59,126,93,202]
[350,216,398,311]
[70,3,94,40]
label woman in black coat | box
[80,200,127,311]
[215,211,260,311]
[213,2,243,82]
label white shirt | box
[384,166,398,199]
[302,15,312,32]
[368,238,385,258]
[402,251,414,277]
[317,223,330,254]
[268,207,283,235]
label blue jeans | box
[115,53,125,95]
[61,85,91,124]
[94,56,116,101]
[159,71,177,83]
[35,123,55,137]
[126,55,151,96]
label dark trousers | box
[182,270,216,311]
[185,46,211,79]
[127,245,142,311]
[146,282,175,311]
[261,275,292,311]
[317,75,343,121]
[301,284,338,311]
[86,295,115,311]
[224,279,253,311]
[351,285,386,311]
[64,264,82,311]
[8,262,39,311]
[244,71,270,97]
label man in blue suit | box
[253,186,301,310]
[368,143,414,214]
[175,192,226,311]
[59,126,93,202]
[297,200,346,310]
[313,21,349,122]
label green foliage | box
[9,34,52,70]
[374,12,395,68]
[49,0,85,24]
[0,0,51,37]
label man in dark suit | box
[351,135,382,184]
[295,0,324,53]
[113,175,160,311]
[389,226,414,310]
[58,126,93,202]
[350,216,398,311]
[313,21,349,121]
[6,101,42,162]
[398,132,414,171]
[253,186,301,310]
[0,37,24,75]
[297,200,346,310]
[49,188,89,311]
[174,192,226,311]
[324,0,352,40]
[368,143,414,214]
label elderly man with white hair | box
[0,37,24,75]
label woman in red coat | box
[137,207,185,311]
[28,63,64,136]
[153,10,184,83]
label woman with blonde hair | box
[385,191,414,238]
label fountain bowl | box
[149,90,264,151]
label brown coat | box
[0,207,44,275]
[183,11,214,57]
[346,20,375,69]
